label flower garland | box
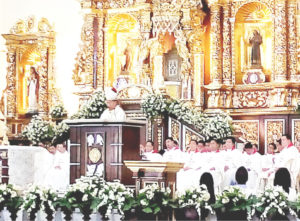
[142,94,232,139]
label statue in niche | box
[27,67,39,113]
[120,43,132,73]
[249,30,262,68]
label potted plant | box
[22,185,46,221]
[175,185,214,220]
[253,186,296,220]
[0,184,23,221]
[50,104,67,120]
[214,186,251,220]
[96,180,135,220]
[135,183,176,220]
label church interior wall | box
[0,0,83,115]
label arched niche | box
[234,2,273,84]
[18,46,41,114]
[106,13,141,87]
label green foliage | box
[72,90,107,119]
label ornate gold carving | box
[232,120,259,145]
[174,30,191,76]
[287,2,298,81]
[97,16,104,88]
[210,4,222,84]
[265,119,284,147]
[187,10,206,53]
[184,127,203,148]
[222,3,232,85]
[5,51,16,117]
[170,118,180,144]
[269,88,288,107]
[274,0,287,81]
[293,120,300,143]
[207,90,221,108]
[73,14,94,86]
[232,90,269,108]
[38,49,49,114]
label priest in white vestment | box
[100,87,126,122]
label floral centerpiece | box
[96,181,135,219]
[50,104,67,119]
[135,184,175,220]
[176,185,214,219]
[22,115,54,145]
[0,184,23,220]
[252,186,296,220]
[72,90,107,119]
[214,186,252,220]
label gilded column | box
[222,4,232,85]
[6,48,16,117]
[274,0,287,81]
[97,14,104,89]
[287,1,297,81]
[210,3,222,84]
[38,49,49,115]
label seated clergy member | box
[240,142,261,189]
[162,137,182,162]
[100,87,126,121]
[140,140,161,161]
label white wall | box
[0,0,83,115]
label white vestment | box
[28,78,38,112]
[44,151,70,190]
[99,105,126,122]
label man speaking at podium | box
[100,87,126,121]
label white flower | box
[82,194,88,201]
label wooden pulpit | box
[65,119,145,186]
[124,161,184,196]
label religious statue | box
[27,67,39,113]
[249,30,262,68]
[121,44,131,73]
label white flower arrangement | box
[22,115,54,145]
[23,185,57,220]
[176,185,214,217]
[50,104,67,119]
[141,94,169,119]
[0,184,18,210]
[96,180,135,218]
[252,186,296,220]
[136,183,175,215]
[52,122,70,145]
[72,90,107,119]
[142,93,232,139]
[214,186,251,216]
